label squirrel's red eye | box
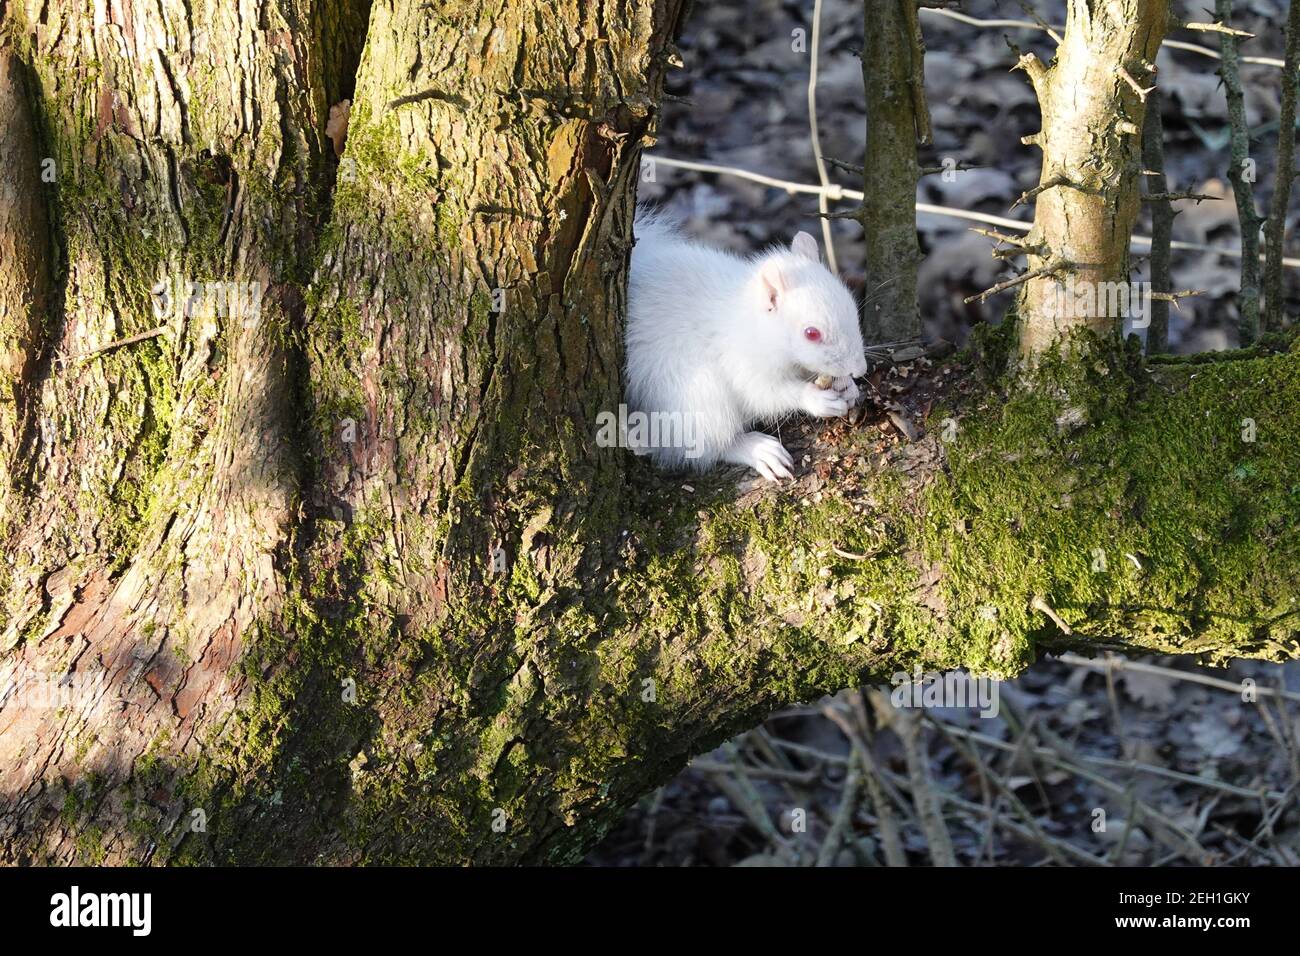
[803,327,823,342]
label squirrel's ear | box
[758,258,786,311]
[791,231,820,262]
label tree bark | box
[0,41,47,511]
[1263,0,1300,333]
[1012,0,1169,358]
[1216,0,1263,346]
[1141,87,1174,355]
[0,0,1297,868]
[0,0,366,863]
[861,0,923,342]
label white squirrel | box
[624,209,868,481]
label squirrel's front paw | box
[802,381,850,419]
[724,431,794,482]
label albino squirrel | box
[625,209,867,481]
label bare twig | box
[869,690,958,866]
[825,156,864,176]
[815,748,863,867]
[817,206,867,222]
[999,690,1209,864]
[968,226,1029,246]
[990,245,1028,260]
[639,787,666,864]
[900,0,934,144]
[1117,65,1155,102]
[879,763,1109,866]
[927,714,1069,866]
[644,155,1300,270]
[831,545,871,561]
[1055,652,1300,704]
[918,7,1284,68]
[1013,51,1049,95]
[690,759,821,784]
[1107,784,1142,864]
[1252,696,1300,786]
[941,723,1288,802]
[1211,823,1283,865]
[1149,289,1205,304]
[66,325,169,364]
[821,699,911,866]
[1220,782,1300,864]
[969,226,1044,253]
[699,742,791,852]
[918,161,980,176]
[1016,1,1062,45]
[807,0,838,274]
[834,698,918,822]
[922,8,1045,33]
[1030,595,1072,635]
[1180,19,1255,39]
[1142,191,1220,203]
[998,709,1053,813]
[963,263,1060,304]
[1263,690,1300,783]
[1010,174,1070,211]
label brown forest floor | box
[586,0,1300,867]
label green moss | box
[330,99,459,255]
[40,194,1297,867]
[1147,326,1298,365]
[308,294,369,435]
[108,335,1299,865]
[923,336,1299,663]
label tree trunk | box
[1012,0,1169,358]
[1,0,1297,867]
[861,0,923,342]
[1216,0,1263,346]
[1141,87,1174,355]
[0,42,47,510]
[0,0,351,865]
[1263,0,1300,333]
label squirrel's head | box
[752,232,868,379]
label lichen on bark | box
[1,0,1297,868]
